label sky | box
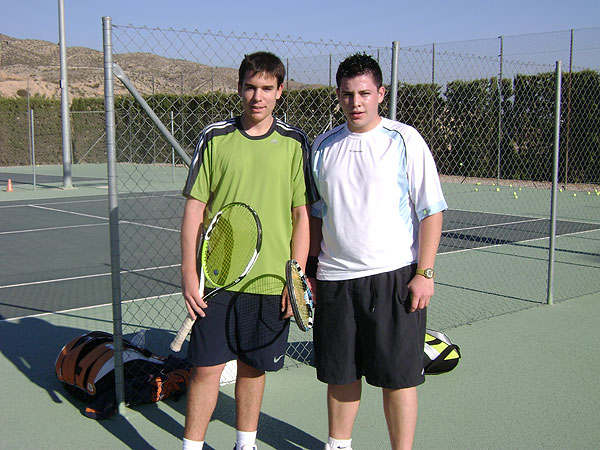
[1,0,599,51]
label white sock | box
[236,430,257,449]
[327,436,352,449]
[182,437,204,449]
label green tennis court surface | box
[2,293,599,449]
[1,165,599,448]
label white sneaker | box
[324,444,353,450]
[233,445,257,450]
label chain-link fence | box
[101,19,600,403]
[104,21,392,389]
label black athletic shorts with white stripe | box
[314,264,426,389]
[187,290,290,372]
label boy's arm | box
[290,204,311,268]
[407,211,443,312]
[281,203,311,317]
[306,215,322,302]
[180,197,207,319]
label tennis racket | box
[285,259,314,331]
[170,202,262,352]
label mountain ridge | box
[0,33,311,100]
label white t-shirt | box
[311,117,447,280]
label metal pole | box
[113,63,191,166]
[58,0,73,188]
[547,61,562,306]
[431,43,435,139]
[389,41,400,121]
[564,29,574,187]
[27,79,36,190]
[171,110,175,181]
[496,36,504,186]
[329,54,332,88]
[30,109,36,190]
[102,16,126,414]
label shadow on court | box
[0,317,158,448]
[0,316,321,449]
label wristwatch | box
[416,268,435,279]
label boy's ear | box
[378,85,385,103]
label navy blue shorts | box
[187,289,290,372]
[314,265,426,389]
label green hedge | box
[1,70,598,184]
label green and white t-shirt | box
[183,117,317,294]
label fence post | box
[329,53,332,88]
[389,41,399,121]
[113,64,191,166]
[171,110,175,181]
[102,15,126,413]
[547,60,562,306]
[496,35,504,186]
[58,0,73,189]
[564,29,574,186]
[431,43,436,140]
[30,109,37,190]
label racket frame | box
[170,202,262,352]
[285,259,314,331]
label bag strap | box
[75,343,113,392]
[55,335,85,381]
[84,348,116,395]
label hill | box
[0,33,310,100]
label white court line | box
[121,219,180,233]
[450,207,600,227]
[0,264,181,290]
[0,222,106,236]
[443,217,545,233]
[0,197,107,210]
[0,192,180,210]
[0,293,179,323]
[439,227,599,256]
[30,204,108,221]
[27,204,180,233]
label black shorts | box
[187,290,290,372]
[314,265,426,389]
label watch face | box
[424,268,434,278]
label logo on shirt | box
[348,149,362,153]
[271,138,279,144]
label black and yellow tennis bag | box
[424,329,461,375]
[55,331,191,419]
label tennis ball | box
[573,193,577,197]
[476,182,481,185]
[513,192,517,196]
[475,188,479,192]
[559,188,563,192]
[514,195,518,199]
[588,192,591,195]
[509,184,513,188]
[496,187,500,192]
[459,162,463,166]
[518,187,522,191]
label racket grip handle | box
[170,316,195,352]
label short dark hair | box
[336,53,383,88]
[238,52,286,87]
